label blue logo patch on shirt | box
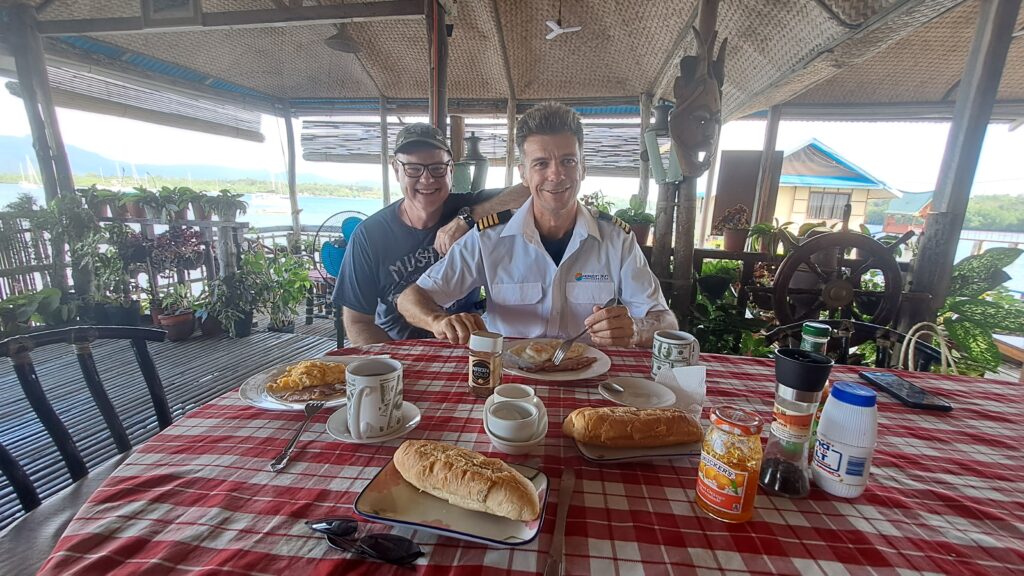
[575,272,611,282]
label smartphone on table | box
[858,371,954,412]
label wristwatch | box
[457,206,475,229]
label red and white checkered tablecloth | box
[37,340,1024,575]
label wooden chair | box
[0,326,168,574]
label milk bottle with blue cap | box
[811,380,878,498]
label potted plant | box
[579,190,615,214]
[266,251,313,333]
[181,188,210,220]
[205,249,273,338]
[193,285,224,336]
[0,288,66,338]
[711,204,750,252]
[202,189,248,222]
[158,283,196,341]
[157,186,192,221]
[748,219,793,254]
[614,194,656,245]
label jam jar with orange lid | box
[696,405,765,523]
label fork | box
[551,296,621,365]
[270,401,326,472]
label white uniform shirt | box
[415,197,670,339]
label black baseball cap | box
[394,123,451,155]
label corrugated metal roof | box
[885,191,933,215]
[781,138,898,196]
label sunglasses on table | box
[395,159,452,178]
[305,518,424,566]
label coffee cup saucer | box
[325,401,421,444]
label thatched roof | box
[0,0,1019,123]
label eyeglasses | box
[305,518,423,566]
[395,160,451,179]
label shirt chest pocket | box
[566,282,615,305]
[489,282,543,306]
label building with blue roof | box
[773,139,899,230]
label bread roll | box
[562,407,703,448]
[393,440,540,521]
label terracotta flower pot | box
[200,316,224,336]
[631,223,652,246]
[159,311,195,342]
[723,227,749,252]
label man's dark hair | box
[394,141,451,158]
[514,102,584,159]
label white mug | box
[651,330,700,377]
[346,358,404,440]
[486,400,540,443]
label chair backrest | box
[0,326,168,513]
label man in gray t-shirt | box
[334,123,527,344]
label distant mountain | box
[0,135,371,186]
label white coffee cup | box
[651,330,700,377]
[346,358,404,441]
[493,383,536,404]
[485,400,540,443]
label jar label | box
[470,359,491,386]
[696,453,750,514]
[771,404,814,443]
[813,438,873,486]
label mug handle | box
[349,386,370,441]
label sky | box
[2,76,1023,203]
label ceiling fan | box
[545,0,581,40]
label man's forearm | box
[632,309,679,347]
[396,284,447,334]
[470,183,529,219]
[343,308,392,346]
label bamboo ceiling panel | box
[731,0,966,118]
[38,0,139,19]
[106,24,380,98]
[818,0,901,26]
[497,0,699,99]
[793,1,1024,104]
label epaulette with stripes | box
[476,209,513,231]
[596,211,631,234]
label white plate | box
[573,439,702,463]
[325,402,421,444]
[238,355,386,411]
[354,460,548,547]
[599,377,676,409]
[502,339,611,382]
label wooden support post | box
[379,97,391,206]
[673,178,698,329]
[752,105,782,224]
[8,3,73,292]
[425,0,448,134]
[651,181,677,280]
[450,115,465,161]
[505,98,516,186]
[282,102,301,251]
[697,151,719,245]
[907,0,1020,326]
[638,93,652,207]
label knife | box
[543,468,575,576]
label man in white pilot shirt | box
[398,102,677,347]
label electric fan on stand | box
[309,211,366,344]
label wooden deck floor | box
[0,318,339,530]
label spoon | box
[601,380,625,394]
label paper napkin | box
[655,365,707,420]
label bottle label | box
[470,358,492,386]
[696,453,750,514]
[813,438,873,486]
[771,404,814,443]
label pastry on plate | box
[266,360,347,402]
[563,407,703,448]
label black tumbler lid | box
[774,347,833,393]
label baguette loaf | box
[393,440,540,521]
[562,407,703,448]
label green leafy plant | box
[202,189,248,221]
[613,194,655,226]
[579,190,615,214]
[0,288,76,337]
[748,219,793,253]
[938,247,1024,375]
[690,294,771,356]
[160,283,197,315]
[266,250,313,329]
